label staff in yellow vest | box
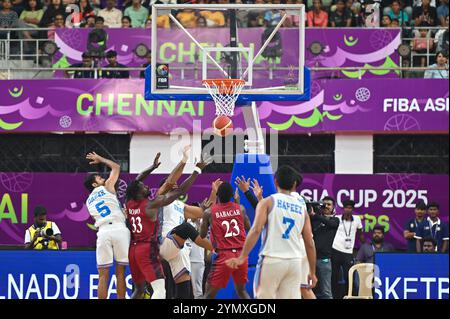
[24,206,63,250]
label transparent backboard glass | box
[148,4,307,101]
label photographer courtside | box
[24,206,63,250]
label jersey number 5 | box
[282,217,295,239]
[95,200,111,218]
[222,219,240,238]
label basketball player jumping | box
[159,178,222,299]
[125,152,213,299]
[200,182,251,299]
[84,152,129,299]
[226,166,317,299]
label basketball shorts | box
[208,249,248,289]
[96,223,130,268]
[254,256,302,299]
[160,235,192,280]
[129,242,165,285]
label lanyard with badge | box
[429,220,439,240]
[342,218,353,250]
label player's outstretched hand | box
[308,273,318,289]
[212,178,222,193]
[235,176,250,193]
[153,152,161,168]
[196,153,213,170]
[86,152,103,165]
[182,145,191,162]
[225,257,244,269]
[251,179,264,201]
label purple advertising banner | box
[53,28,401,80]
[0,79,447,133]
[0,173,447,250]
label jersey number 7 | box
[282,217,295,239]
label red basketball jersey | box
[210,202,246,250]
[126,199,159,245]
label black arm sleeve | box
[244,190,259,210]
[171,222,199,242]
[313,214,340,229]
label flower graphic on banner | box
[59,115,72,128]
[344,35,359,47]
[8,86,24,98]
[355,87,371,102]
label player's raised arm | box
[240,205,251,232]
[302,212,317,289]
[86,152,120,194]
[135,152,161,182]
[145,157,211,218]
[200,209,212,239]
[157,145,191,196]
[226,197,272,269]
[184,198,213,220]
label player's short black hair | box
[34,206,47,217]
[126,180,141,201]
[217,182,234,203]
[343,199,355,208]
[84,173,99,192]
[373,225,385,233]
[415,201,427,210]
[427,202,440,210]
[423,237,437,247]
[274,165,301,191]
[95,16,104,23]
[322,196,336,205]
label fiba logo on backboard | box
[156,64,169,89]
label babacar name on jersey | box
[215,209,241,219]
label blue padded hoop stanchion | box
[230,153,277,267]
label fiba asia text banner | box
[0,79,447,133]
[52,28,400,80]
[375,253,449,299]
[0,251,132,299]
[0,173,447,249]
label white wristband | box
[193,167,202,174]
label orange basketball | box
[213,115,233,137]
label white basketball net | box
[202,79,245,116]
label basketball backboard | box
[145,3,310,103]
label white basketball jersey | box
[259,193,307,259]
[161,200,186,238]
[86,186,125,228]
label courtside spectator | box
[124,0,148,27]
[414,0,438,25]
[310,196,339,299]
[382,14,393,26]
[199,0,226,27]
[356,225,394,264]
[121,15,131,27]
[285,0,303,27]
[331,199,365,299]
[102,50,130,78]
[176,7,197,28]
[412,22,434,67]
[98,0,123,28]
[329,0,352,27]
[422,237,438,252]
[47,12,64,39]
[39,0,65,28]
[24,206,63,250]
[415,202,449,252]
[424,51,449,78]
[307,0,329,27]
[66,52,97,78]
[386,0,410,26]
[19,0,43,29]
[437,0,449,26]
[404,201,427,252]
[72,0,95,27]
[347,0,364,27]
[83,14,95,27]
[0,0,19,31]
[247,0,265,27]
